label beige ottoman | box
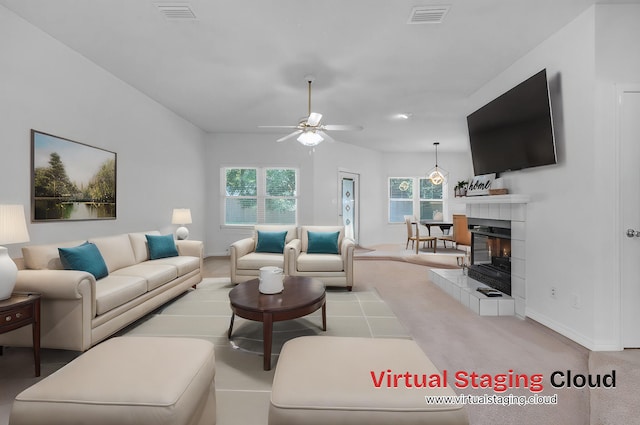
[269,336,468,425]
[10,336,216,425]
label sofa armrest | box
[16,269,95,299]
[284,239,301,274]
[342,238,355,262]
[15,269,97,317]
[175,240,203,258]
[342,238,355,285]
[230,237,255,259]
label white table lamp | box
[0,205,30,300]
[172,208,192,240]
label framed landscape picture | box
[31,130,117,221]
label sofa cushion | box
[149,256,200,277]
[22,240,86,270]
[296,252,344,272]
[128,231,161,263]
[113,263,178,291]
[255,230,288,254]
[237,252,284,270]
[146,234,179,260]
[58,242,109,280]
[95,275,147,315]
[307,231,340,254]
[89,234,137,273]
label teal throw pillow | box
[307,231,340,254]
[146,234,179,259]
[59,242,109,280]
[255,230,288,254]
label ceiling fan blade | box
[322,124,363,131]
[259,125,300,129]
[318,131,336,143]
[307,112,322,127]
[276,130,303,143]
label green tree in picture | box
[33,152,78,198]
[86,158,116,202]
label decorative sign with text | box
[466,173,496,196]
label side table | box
[0,292,41,376]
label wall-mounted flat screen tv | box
[467,69,557,176]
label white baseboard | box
[526,308,595,351]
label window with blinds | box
[388,177,445,223]
[223,167,297,225]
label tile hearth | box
[429,268,515,316]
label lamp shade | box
[297,131,323,146]
[171,209,192,225]
[0,204,30,245]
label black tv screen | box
[467,69,557,176]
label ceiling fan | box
[259,75,363,146]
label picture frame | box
[31,130,117,222]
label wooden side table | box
[0,292,41,376]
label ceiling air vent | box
[156,3,197,20]
[407,6,450,24]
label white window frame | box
[222,166,298,227]
[388,177,448,224]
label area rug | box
[123,277,410,353]
[355,243,463,268]
[118,277,411,425]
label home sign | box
[466,173,496,196]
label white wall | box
[0,6,206,257]
[204,133,389,255]
[203,131,476,256]
[468,7,598,347]
[467,4,640,350]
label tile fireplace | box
[468,217,512,296]
[428,194,528,317]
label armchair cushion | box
[307,231,340,254]
[296,253,345,272]
[255,230,288,254]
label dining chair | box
[404,216,436,253]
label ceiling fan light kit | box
[259,75,362,147]
[297,131,323,146]
[427,142,448,185]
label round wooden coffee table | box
[228,276,326,370]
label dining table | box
[419,220,453,237]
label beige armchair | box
[230,225,298,284]
[286,225,355,291]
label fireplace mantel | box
[454,194,530,204]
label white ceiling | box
[1,0,633,152]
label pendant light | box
[427,142,448,185]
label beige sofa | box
[0,231,203,352]
[231,225,354,290]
